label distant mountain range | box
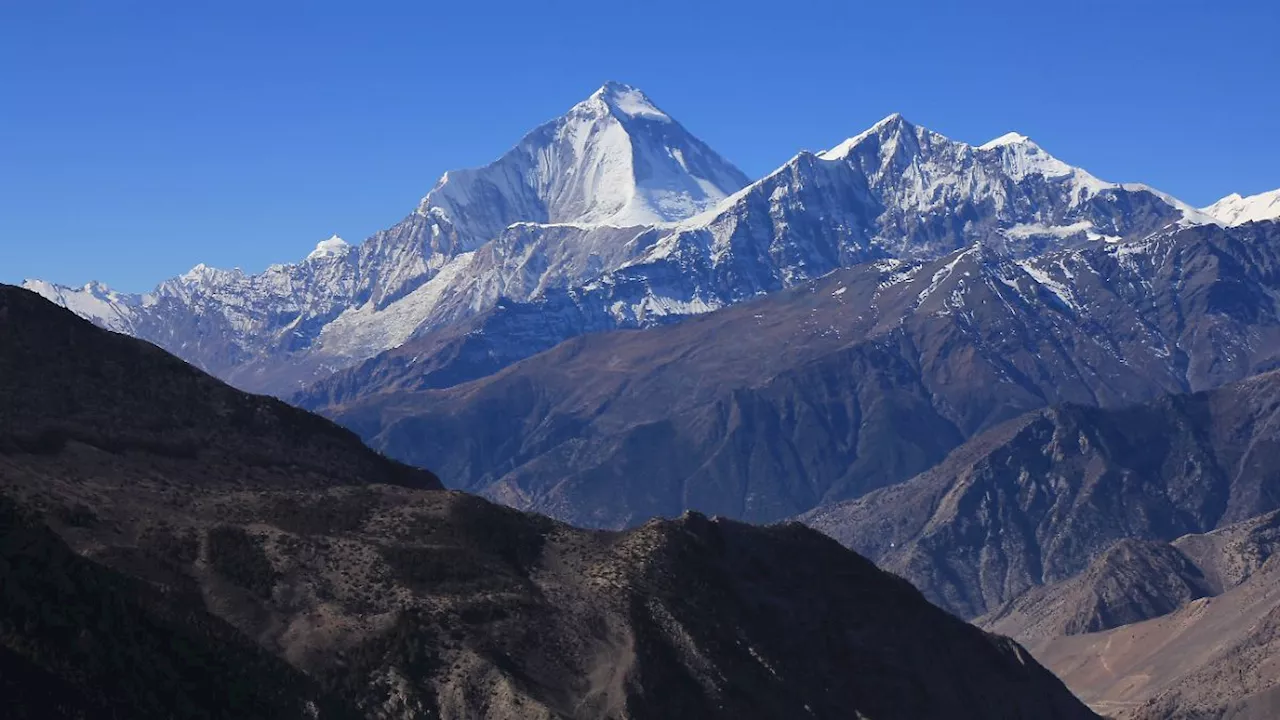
[27,84,1277,403]
[25,83,751,394]
[307,220,1280,528]
[804,367,1280,618]
[1031,511,1280,718]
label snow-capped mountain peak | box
[26,99,1246,402]
[986,134,1108,194]
[978,131,1032,150]
[589,81,672,123]
[812,115,1114,212]
[177,262,245,287]
[1202,189,1280,226]
[307,235,351,260]
[817,112,912,160]
[820,119,1108,196]
[413,83,750,242]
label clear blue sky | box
[3,0,1277,292]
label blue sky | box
[3,0,1278,291]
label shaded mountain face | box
[0,284,1099,719]
[310,221,1280,529]
[0,285,442,493]
[0,495,360,720]
[979,509,1280,646]
[804,368,1280,620]
[977,539,1215,644]
[1025,512,1280,720]
[28,98,1204,399]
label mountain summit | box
[415,81,750,240]
[1202,188,1280,226]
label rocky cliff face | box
[804,367,1280,619]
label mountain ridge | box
[23,83,750,394]
[310,221,1280,529]
[289,110,1223,412]
[1202,188,1280,226]
[27,93,1214,400]
[803,364,1280,619]
[1028,512,1280,719]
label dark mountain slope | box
[0,285,442,492]
[804,370,1280,619]
[0,283,1098,719]
[318,222,1280,528]
[0,495,358,719]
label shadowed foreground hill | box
[0,284,442,492]
[0,494,360,719]
[0,284,1097,718]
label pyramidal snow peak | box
[414,81,751,239]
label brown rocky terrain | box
[979,509,1280,645]
[1032,513,1280,719]
[0,283,1099,719]
[977,539,1213,644]
[804,370,1280,619]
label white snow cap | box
[818,113,908,160]
[979,132,1032,150]
[415,82,749,235]
[591,81,672,123]
[1201,189,1280,226]
[308,235,351,260]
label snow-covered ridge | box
[816,113,906,160]
[23,83,752,391]
[24,94,1255,398]
[812,117,1215,228]
[23,279,142,332]
[1202,189,1280,226]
